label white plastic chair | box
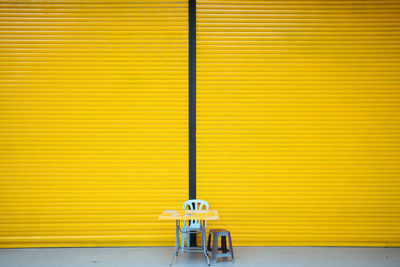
[181,199,209,252]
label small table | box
[159,209,219,266]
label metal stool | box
[207,229,234,263]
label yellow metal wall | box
[1,0,400,248]
[0,0,188,247]
[197,0,400,246]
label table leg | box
[201,220,210,266]
[176,220,180,256]
[169,220,180,266]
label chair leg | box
[181,232,185,253]
[228,232,234,262]
[187,233,190,247]
[211,233,219,264]
[207,233,212,251]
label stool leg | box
[221,236,228,253]
[211,233,219,264]
[228,232,234,262]
[207,233,212,251]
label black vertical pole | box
[188,0,197,247]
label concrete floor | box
[0,247,399,267]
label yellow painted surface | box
[197,0,400,246]
[0,0,188,248]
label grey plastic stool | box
[207,229,234,263]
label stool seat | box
[209,229,227,233]
[207,229,234,263]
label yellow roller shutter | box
[0,0,188,247]
[197,0,400,246]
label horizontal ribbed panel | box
[197,0,400,246]
[0,0,188,248]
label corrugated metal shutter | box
[197,0,400,246]
[0,0,188,247]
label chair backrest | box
[183,199,209,228]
